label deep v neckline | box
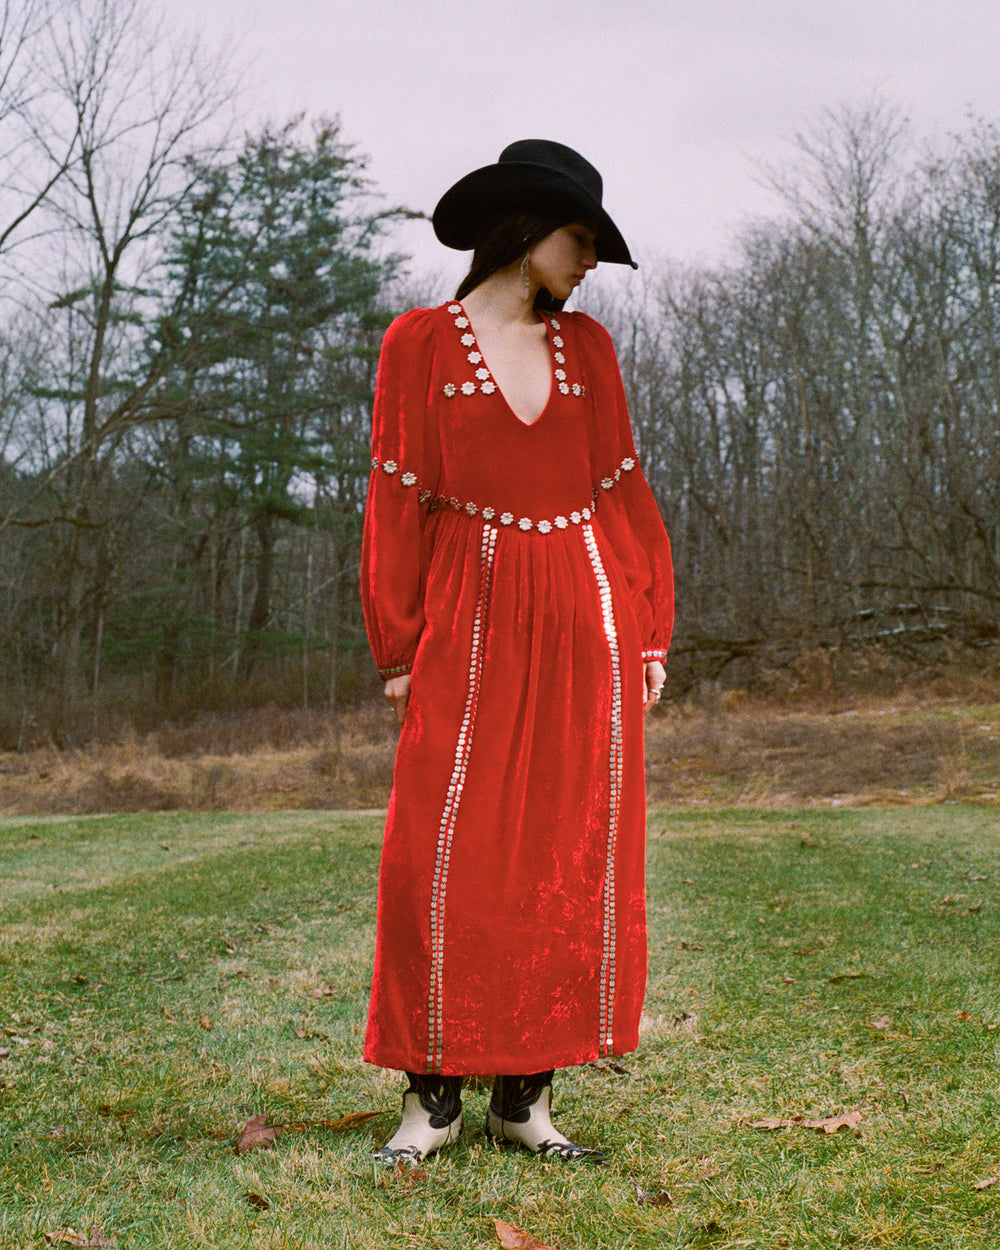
[456,302,555,428]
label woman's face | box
[529,222,598,300]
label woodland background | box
[2,0,999,751]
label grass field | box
[1,806,998,1248]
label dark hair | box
[454,203,593,311]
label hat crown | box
[497,139,604,205]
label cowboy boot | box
[484,1070,606,1161]
[374,1072,464,1167]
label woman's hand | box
[643,660,666,713]
[384,674,411,725]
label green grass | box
[1,806,999,1248]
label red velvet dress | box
[361,301,673,1076]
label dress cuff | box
[642,649,668,663]
[378,662,413,680]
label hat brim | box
[433,160,637,269]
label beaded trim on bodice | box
[370,452,637,534]
[441,303,586,402]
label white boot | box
[485,1071,606,1161]
[374,1073,463,1167]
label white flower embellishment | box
[461,333,475,347]
[448,303,462,314]
[383,460,398,474]
[500,512,514,526]
[475,367,490,380]
[537,519,552,534]
[622,457,635,471]
[401,471,417,486]
[467,351,482,363]
[554,516,568,529]
[454,315,469,328]
[481,380,496,394]
[443,383,457,397]
[518,517,532,531]
[461,381,476,395]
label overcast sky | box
[158,0,1000,292]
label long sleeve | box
[360,308,441,680]
[577,313,674,663]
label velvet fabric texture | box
[361,301,673,1076]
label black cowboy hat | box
[432,139,637,269]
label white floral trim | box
[370,451,638,534]
[439,304,586,403]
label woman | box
[360,140,673,1166]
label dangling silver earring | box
[520,251,531,301]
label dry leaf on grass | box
[633,1182,673,1207]
[825,972,866,984]
[235,1114,278,1155]
[244,1191,270,1210]
[495,1219,556,1250]
[590,1058,628,1075]
[868,1016,892,1030]
[672,1012,700,1032]
[199,1015,213,1031]
[749,1110,862,1134]
[956,1010,975,1023]
[44,1229,116,1248]
[390,1160,429,1183]
[973,1175,999,1190]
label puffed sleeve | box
[360,308,441,680]
[576,312,674,664]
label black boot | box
[374,1072,463,1167]
[485,1071,606,1161]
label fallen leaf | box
[244,1191,270,1210]
[679,941,706,951]
[307,986,334,998]
[973,1175,999,1190]
[868,1016,891,1030]
[956,1011,975,1023]
[390,1160,429,1183]
[680,878,695,885]
[199,1015,213,1031]
[44,1229,116,1248]
[749,1110,862,1135]
[495,1219,556,1250]
[826,972,866,983]
[782,976,796,984]
[672,1012,700,1032]
[234,1114,278,1155]
[633,1182,672,1206]
[590,1058,628,1075]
